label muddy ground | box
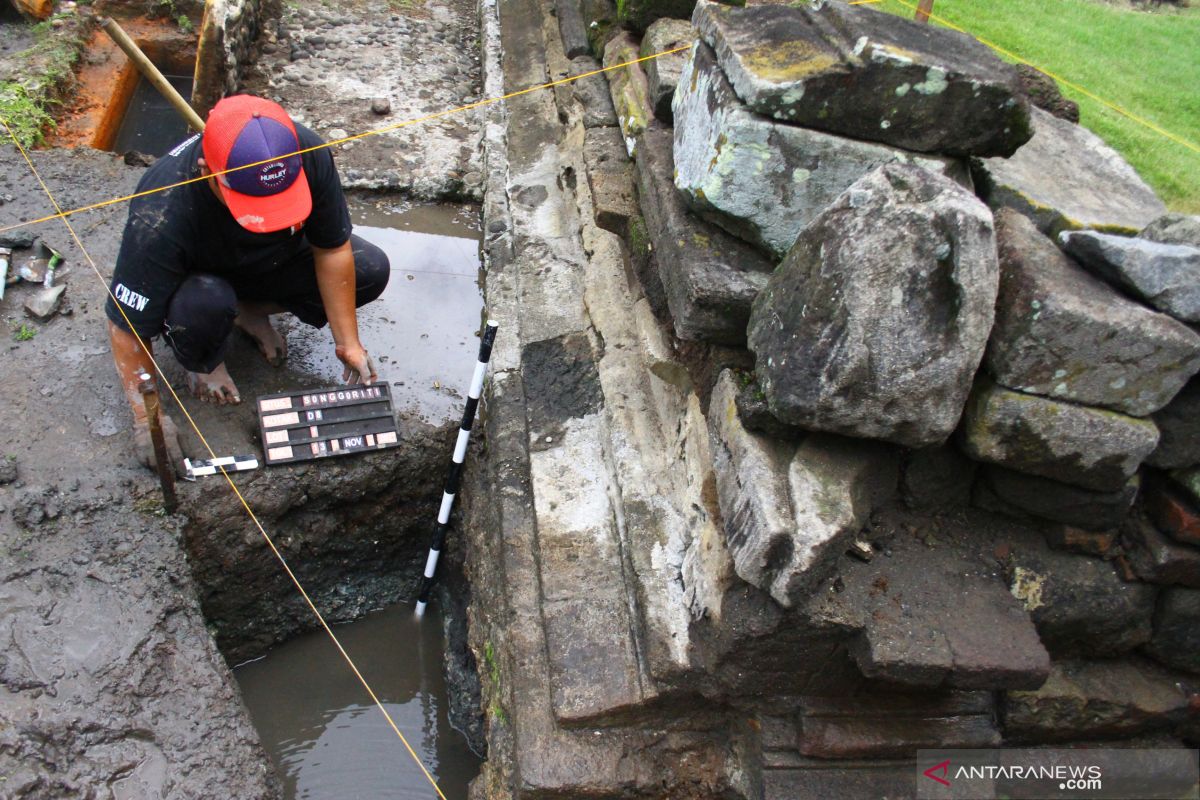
[0,0,488,794]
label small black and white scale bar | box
[184,455,260,481]
[415,320,499,618]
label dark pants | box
[163,235,389,373]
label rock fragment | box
[1145,588,1200,674]
[1124,516,1200,589]
[748,163,998,448]
[640,18,693,123]
[23,284,66,322]
[1147,378,1200,469]
[603,32,654,155]
[986,209,1200,417]
[673,41,967,259]
[977,466,1139,532]
[1141,212,1200,248]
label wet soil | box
[235,602,481,800]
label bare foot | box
[235,307,287,366]
[187,363,241,404]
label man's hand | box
[134,414,186,476]
[336,343,377,385]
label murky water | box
[111,74,194,157]
[285,202,484,425]
[234,603,480,799]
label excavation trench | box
[176,200,487,795]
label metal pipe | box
[102,17,206,132]
[138,371,178,513]
[415,320,499,618]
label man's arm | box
[313,240,377,384]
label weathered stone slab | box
[584,127,638,239]
[977,466,1139,531]
[1124,515,1200,589]
[1146,588,1200,674]
[748,163,998,447]
[1001,659,1188,743]
[1148,378,1200,469]
[1145,480,1200,548]
[1060,231,1200,324]
[603,32,654,156]
[850,536,1050,690]
[781,433,900,605]
[901,445,977,511]
[557,0,591,58]
[960,379,1159,493]
[690,0,1031,157]
[797,691,1000,759]
[673,41,968,259]
[1005,535,1156,658]
[986,209,1200,417]
[635,127,772,344]
[731,370,803,442]
[976,108,1167,237]
[706,370,799,607]
[1142,213,1200,248]
[571,56,619,128]
[641,18,693,123]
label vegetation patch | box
[0,12,89,148]
[878,0,1200,212]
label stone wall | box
[467,0,1200,796]
[192,0,272,119]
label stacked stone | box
[577,0,1200,778]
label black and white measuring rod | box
[415,319,499,618]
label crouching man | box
[106,95,389,468]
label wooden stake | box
[138,372,178,513]
[102,17,206,132]
[916,0,935,23]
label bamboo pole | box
[101,17,206,132]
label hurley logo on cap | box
[203,96,313,233]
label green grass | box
[0,14,85,148]
[876,0,1200,213]
[12,323,37,342]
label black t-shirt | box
[106,125,351,337]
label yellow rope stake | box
[883,0,1200,155]
[0,44,694,237]
[0,117,450,800]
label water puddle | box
[283,202,484,425]
[111,73,194,157]
[234,603,480,799]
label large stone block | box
[797,691,1000,759]
[1148,378,1200,470]
[690,0,1031,157]
[583,127,638,239]
[1061,231,1200,324]
[1001,659,1189,743]
[748,164,998,448]
[975,108,1167,238]
[1146,588,1200,674]
[673,41,967,259]
[635,127,773,344]
[960,379,1159,493]
[976,466,1139,532]
[640,18,693,123]
[603,32,654,156]
[618,0,742,33]
[1004,535,1156,658]
[986,209,1200,417]
[571,56,619,128]
[707,372,897,608]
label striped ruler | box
[185,455,259,480]
[255,384,401,465]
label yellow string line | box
[0,118,450,800]
[884,0,1200,154]
[0,44,693,237]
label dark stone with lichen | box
[691,0,1031,157]
[618,0,742,33]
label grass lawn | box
[876,0,1200,213]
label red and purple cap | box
[202,95,311,234]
